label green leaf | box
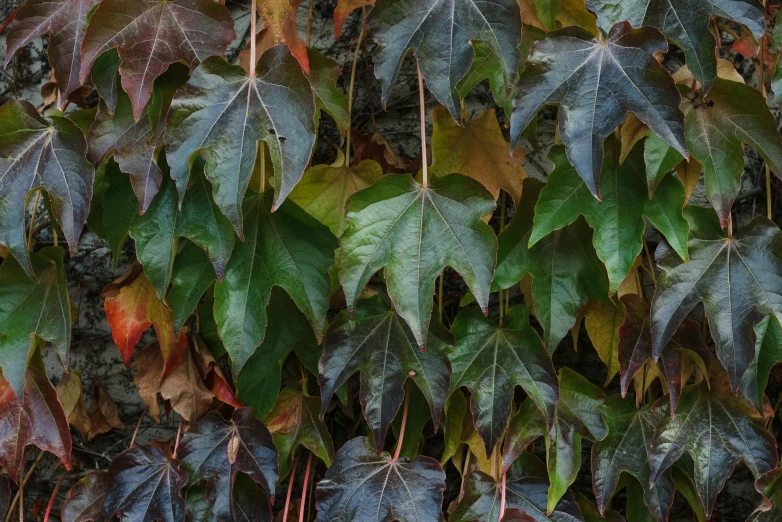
[339,173,496,348]
[651,217,782,391]
[450,305,559,454]
[510,23,686,197]
[535,0,561,30]
[308,48,350,140]
[319,295,453,450]
[215,191,335,373]
[751,468,782,522]
[131,167,234,298]
[168,241,216,332]
[740,316,782,412]
[450,467,586,522]
[90,49,121,116]
[366,0,522,121]
[315,437,446,522]
[0,247,70,397]
[649,381,779,516]
[683,78,782,226]
[587,0,764,92]
[264,388,334,479]
[592,395,675,522]
[584,300,622,386]
[0,100,94,279]
[166,46,316,233]
[100,161,140,262]
[495,178,608,351]
[530,139,689,292]
[644,130,685,197]
[289,152,382,237]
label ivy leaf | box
[0,100,94,279]
[80,0,236,121]
[430,106,526,205]
[105,446,188,522]
[586,0,764,92]
[214,191,336,373]
[618,294,710,413]
[530,139,689,293]
[0,247,70,398]
[366,0,522,121]
[494,179,608,351]
[591,395,675,522]
[265,388,335,478]
[289,152,382,237]
[450,467,586,522]
[61,471,108,522]
[319,295,453,450]
[168,241,216,332]
[237,288,322,420]
[509,23,686,197]
[314,436,446,522]
[102,263,187,376]
[649,381,779,516]
[650,217,782,391]
[740,317,782,412]
[308,49,350,140]
[683,78,782,226]
[166,46,316,232]
[3,0,99,98]
[132,169,235,298]
[0,347,72,482]
[179,408,278,521]
[449,305,559,454]
[501,369,607,513]
[340,173,496,348]
[87,65,189,214]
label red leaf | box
[257,0,310,73]
[333,0,374,39]
[102,264,187,377]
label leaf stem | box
[26,190,41,251]
[282,453,300,522]
[172,418,183,460]
[416,60,428,188]
[129,407,147,448]
[345,21,366,164]
[499,469,507,520]
[642,238,657,285]
[393,385,411,461]
[5,450,44,522]
[249,0,257,79]
[42,471,66,522]
[299,453,313,522]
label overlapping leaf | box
[651,217,782,391]
[510,22,686,197]
[530,139,689,292]
[366,0,522,121]
[214,190,336,373]
[105,446,188,522]
[4,0,99,98]
[314,436,446,522]
[340,173,496,348]
[741,317,782,412]
[430,106,526,204]
[319,296,453,450]
[265,388,334,478]
[591,395,675,522]
[649,382,779,516]
[450,305,558,454]
[0,348,71,481]
[61,471,108,522]
[80,0,236,120]
[494,179,608,351]
[587,0,764,92]
[166,45,316,231]
[178,408,278,521]
[0,247,70,397]
[0,100,94,279]
[682,78,782,226]
[308,48,350,139]
[751,468,782,522]
[618,294,709,413]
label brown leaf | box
[88,382,125,439]
[55,371,91,438]
[134,342,164,423]
[160,341,214,424]
[333,0,374,39]
[257,0,309,73]
[349,129,407,173]
[430,107,526,205]
[619,114,648,164]
[192,339,242,409]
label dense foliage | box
[3,0,782,520]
